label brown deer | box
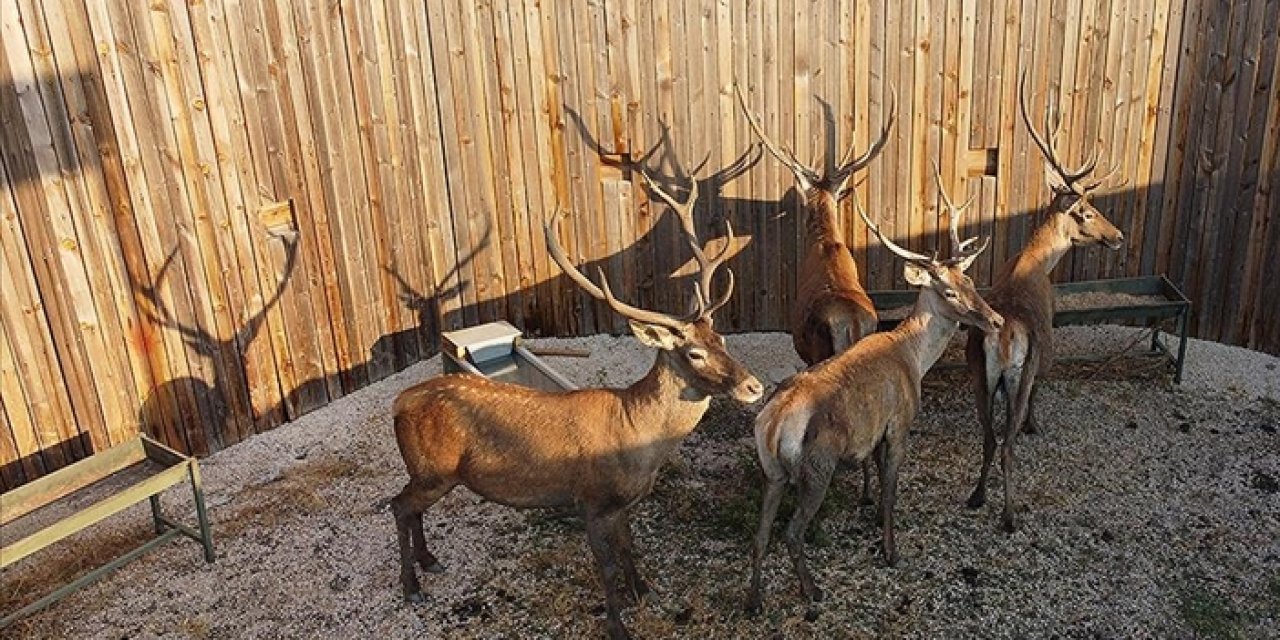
[746,179,1003,613]
[389,174,763,640]
[964,76,1125,533]
[735,82,896,507]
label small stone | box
[1178,422,1192,433]
[803,608,820,623]
[959,566,980,586]
[1100,529,1115,543]
[1126,420,1138,429]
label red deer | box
[389,175,763,640]
[735,82,896,507]
[964,76,1125,532]
[747,179,1003,613]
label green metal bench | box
[1,435,214,627]
[867,275,1192,383]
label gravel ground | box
[3,325,1277,639]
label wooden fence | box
[1,0,1277,488]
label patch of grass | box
[218,456,360,536]
[1178,587,1242,640]
[701,452,840,546]
[0,521,152,628]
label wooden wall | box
[1,0,1277,488]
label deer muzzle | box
[734,376,765,403]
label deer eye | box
[1082,210,1096,220]
[943,289,960,300]
[687,348,708,362]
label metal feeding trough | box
[441,321,578,392]
[868,275,1192,383]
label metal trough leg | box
[190,462,215,563]
[1175,307,1189,384]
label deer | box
[734,82,896,507]
[389,170,763,640]
[746,177,1003,614]
[964,75,1125,533]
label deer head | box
[853,175,1003,333]
[734,81,896,197]
[1018,74,1125,250]
[545,184,762,402]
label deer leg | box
[967,379,999,509]
[391,477,453,602]
[607,515,653,608]
[585,511,632,640]
[1021,384,1041,434]
[1000,368,1036,533]
[785,455,836,603]
[879,435,906,567]
[746,475,787,615]
[858,461,875,506]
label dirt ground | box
[3,325,1278,639]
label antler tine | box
[1063,146,1102,183]
[544,209,691,329]
[832,86,898,187]
[1019,73,1075,184]
[734,80,820,190]
[1080,161,1124,193]
[851,185,933,265]
[930,159,977,255]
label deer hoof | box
[802,585,825,603]
[1001,516,1017,534]
[404,590,425,605]
[744,598,763,617]
[605,620,634,640]
[966,491,986,509]
[420,559,445,574]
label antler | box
[830,88,897,191]
[734,81,821,191]
[854,175,989,268]
[1018,73,1109,191]
[851,187,933,265]
[545,209,700,330]
[736,81,896,194]
[930,160,983,257]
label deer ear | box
[903,261,933,287]
[628,320,683,350]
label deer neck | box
[804,190,843,242]
[1012,211,1074,277]
[619,349,711,439]
[891,293,961,379]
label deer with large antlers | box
[389,167,762,640]
[735,82,896,506]
[964,76,1125,532]
[746,177,1003,613]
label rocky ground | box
[3,325,1278,639]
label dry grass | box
[216,456,360,537]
